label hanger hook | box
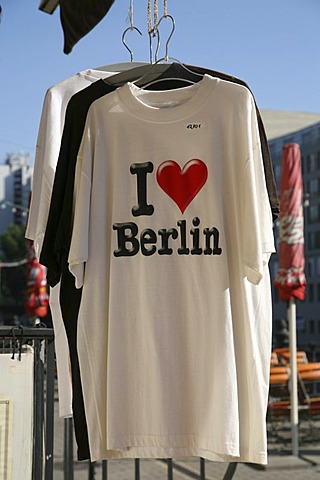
[154,14,175,62]
[122,26,143,62]
[149,28,160,63]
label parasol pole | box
[288,298,299,456]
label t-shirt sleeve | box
[25,88,53,249]
[25,85,67,258]
[40,99,82,287]
[241,97,275,285]
[68,121,93,289]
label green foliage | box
[0,224,27,306]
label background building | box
[0,153,33,233]
[263,111,320,360]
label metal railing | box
[0,325,55,480]
[75,449,238,480]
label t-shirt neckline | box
[116,74,219,123]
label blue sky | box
[0,0,319,163]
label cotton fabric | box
[69,75,275,463]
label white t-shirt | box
[25,68,119,418]
[69,74,275,463]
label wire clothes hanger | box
[122,26,143,62]
[103,9,203,87]
[120,1,161,72]
[121,0,143,62]
[103,11,172,87]
[134,13,203,88]
[153,13,175,62]
[93,0,148,72]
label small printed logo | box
[186,123,203,130]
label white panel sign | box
[0,346,34,480]
[0,399,13,480]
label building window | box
[316,257,320,275]
[302,155,305,175]
[307,205,320,224]
[307,258,315,276]
[310,319,315,334]
[309,284,314,302]
[302,131,313,145]
[307,153,317,173]
[308,178,320,195]
[308,231,320,250]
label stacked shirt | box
[27,63,277,464]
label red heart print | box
[156,159,208,213]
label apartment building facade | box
[0,153,33,233]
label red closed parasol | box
[274,143,306,457]
[274,143,306,300]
